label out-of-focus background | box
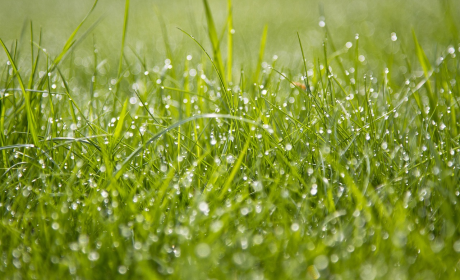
[0,0,458,72]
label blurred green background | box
[0,0,458,72]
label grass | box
[1,0,460,279]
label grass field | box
[1,0,460,279]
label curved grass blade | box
[54,0,99,66]
[0,144,35,151]
[45,136,104,152]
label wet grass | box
[1,0,460,279]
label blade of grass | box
[177,28,230,112]
[227,0,233,84]
[202,0,226,87]
[114,0,130,107]
[412,30,437,122]
[113,99,129,142]
[0,39,39,146]
[219,134,250,200]
[54,0,99,67]
[253,25,268,83]
[154,6,176,79]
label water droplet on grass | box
[118,265,127,274]
[211,221,223,232]
[311,188,318,195]
[391,32,398,41]
[195,243,211,258]
[381,142,388,149]
[253,234,263,245]
[314,255,329,270]
[227,155,235,164]
[88,251,99,261]
[198,202,209,215]
[453,240,460,252]
[78,234,89,245]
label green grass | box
[1,0,460,279]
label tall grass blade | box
[116,0,130,91]
[53,0,99,66]
[253,25,268,83]
[219,135,250,200]
[113,100,128,142]
[0,39,39,146]
[202,0,226,87]
[227,0,233,83]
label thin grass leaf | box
[227,0,233,83]
[253,25,268,83]
[113,100,128,142]
[0,39,39,146]
[202,0,226,87]
[54,0,99,66]
[219,135,250,200]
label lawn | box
[1,0,460,279]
